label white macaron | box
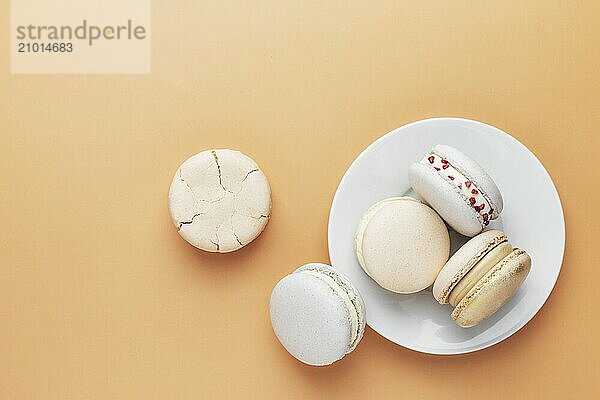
[355,197,450,293]
[168,149,271,252]
[408,144,503,237]
[269,263,366,366]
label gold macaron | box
[433,230,532,328]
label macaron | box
[433,230,532,328]
[408,144,503,237]
[168,149,271,252]
[269,263,366,366]
[355,197,450,293]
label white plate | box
[328,118,564,355]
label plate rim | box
[327,117,565,355]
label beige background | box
[1,1,599,398]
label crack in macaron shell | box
[421,152,495,225]
[168,149,271,252]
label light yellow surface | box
[1,1,599,398]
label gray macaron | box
[269,263,366,366]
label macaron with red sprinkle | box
[408,145,503,237]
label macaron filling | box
[420,152,496,225]
[437,233,508,303]
[298,269,361,352]
[448,241,513,306]
[451,248,528,322]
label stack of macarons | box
[268,144,531,366]
[170,145,532,366]
[355,144,531,325]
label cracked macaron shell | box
[408,144,503,237]
[355,197,450,293]
[269,263,365,366]
[168,149,271,252]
